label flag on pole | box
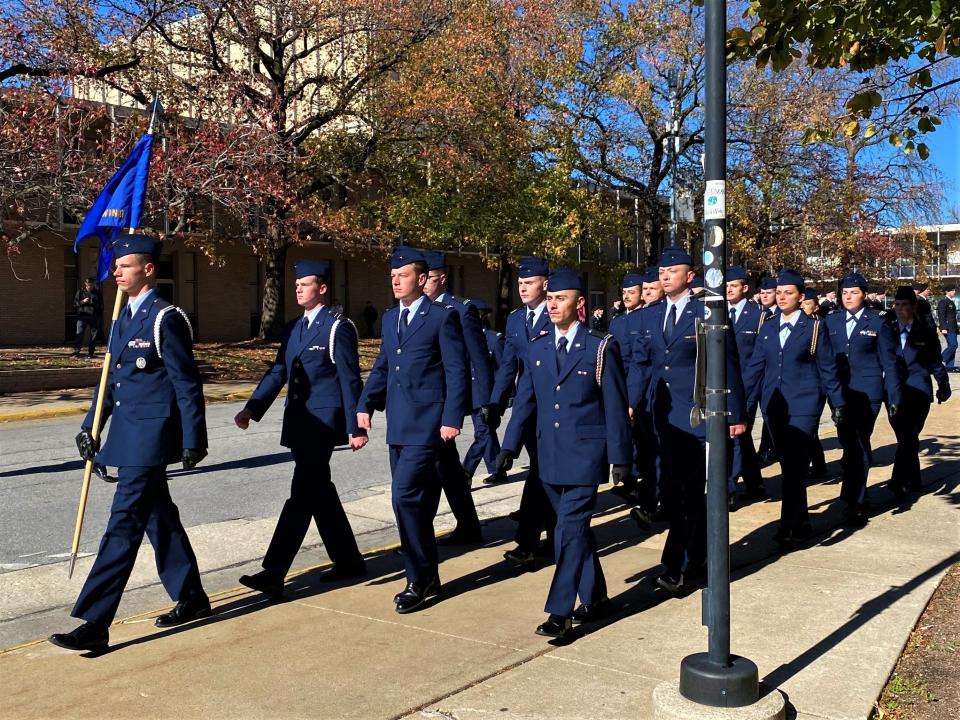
[73,132,155,283]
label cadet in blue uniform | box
[824,272,902,526]
[497,268,631,639]
[887,286,952,495]
[234,260,367,599]
[726,265,765,504]
[489,256,557,568]
[356,247,468,613]
[462,299,506,484]
[422,251,492,546]
[755,276,780,466]
[607,271,644,499]
[801,291,828,478]
[742,270,845,546]
[628,247,747,594]
[51,236,209,652]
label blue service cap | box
[423,250,446,271]
[895,286,917,302]
[518,256,549,278]
[471,298,491,312]
[391,246,426,269]
[727,265,748,282]
[840,272,868,292]
[777,269,805,291]
[622,272,644,289]
[112,235,161,260]
[547,267,583,292]
[642,267,660,284]
[294,259,329,280]
[803,290,819,302]
[657,246,694,268]
[691,275,704,289]
[759,276,777,291]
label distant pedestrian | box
[589,306,606,332]
[72,278,103,357]
[937,285,958,372]
[363,300,378,338]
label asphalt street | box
[0,399,516,572]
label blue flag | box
[73,133,155,283]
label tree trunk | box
[258,239,288,341]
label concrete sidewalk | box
[0,381,261,423]
[2,402,958,720]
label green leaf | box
[904,141,915,155]
[863,124,878,138]
[918,116,936,133]
[890,132,903,147]
[917,142,930,160]
[843,119,860,136]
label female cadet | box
[742,270,846,545]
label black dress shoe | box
[394,579,440,614]
[535,614,573,639]
[48,622,109,652]
[534,540,554,559]
[155,595,212,627]
[318,562,367,582]
[240,570,285,599]
[503,547,536,569]
[807,464,828,478]
[483,472,509,485]
[843,505,868,528]
[743,486,766,502]
[630,505,654,531]
[507,510,521,522]
[437,527,483,547]
[572,597,610,626]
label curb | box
[0,388,257,423]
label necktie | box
[556,335,568,373]
[663,303,677,343]
[900,324,909,349]
[398,308,409,342]
[299,316,309,341]
[779,322,792,348]
[118,305,132,335]
[846,313,857,339]
[729,306,737,327]
[527,309,536,338]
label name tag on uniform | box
[859,330,877,337]
[128,339,151,349]
[308,345,326,352]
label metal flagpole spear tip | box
[68,553,77,579]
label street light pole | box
[668,69,679,250]
[677,0,760,707]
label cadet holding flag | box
[497,268,631,640]
[234,260,367,600]
[50,236,210,652]
[356,247,468,613]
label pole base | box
[654,681,784,720]
[678,653,759,707]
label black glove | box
[181,448,207,470]
[75,429,99,461]
[831,406,847,426]
[94,463,115,483]
[936,385,951,404]
[480,405,501,430]
[494,449,516,474]
[610,464,632,486]
[887,404,899,419]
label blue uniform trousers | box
[942,331,957,369]
[890,387,932,490]
[462,411,501,479]
[263,444,363,576]
[73,466,204,626]
[437,439,481,533]
[837,392,882,505]
[634,409,661,511]
[656,423,707,576]
[542,483,606,617]
[764,407,819,533]
[390,445,443,585]
[729,405,763,495]
[514,426,556,552]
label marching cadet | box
[887,286,952,496]
[607,271,644,499]
[824,272,902,526]
[627,247,747,595]
[422,250,493,546]
[489,256,557,568]
[742,270,846,546]
[755,276,780,466]
[234,260,367,600]
[356,247,468,613]
[496,268,631,640]
[726,265,765,505]
[801,291,828,478]
[641,267,665,305]
[462,300,507,484]
[912,283,936,331]
[51,236,209,652]
[820,290,839,316]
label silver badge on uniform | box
[136,357,147,369]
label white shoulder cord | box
[154,306,194,359]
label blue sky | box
[925,113,960,218]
